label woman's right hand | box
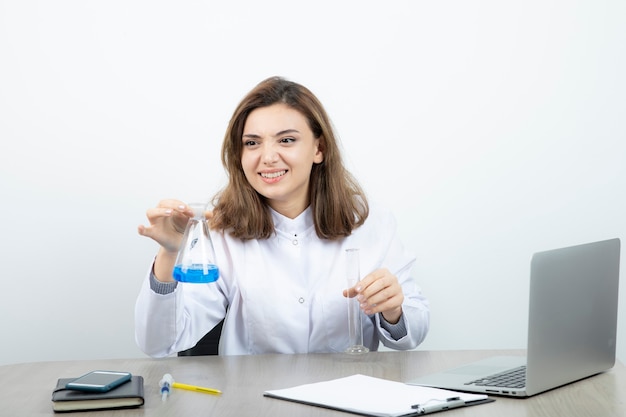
[137,199,195,254]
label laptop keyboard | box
[465,365,527,388]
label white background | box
[1,0,625,366]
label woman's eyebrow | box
[274,129,300,137]
[243,129,300,139]
[242,133,261,139]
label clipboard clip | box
[411,396,465,414]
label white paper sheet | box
[264,374,490,417]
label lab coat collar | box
[270,206,315,236]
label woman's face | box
[241,103,324,218]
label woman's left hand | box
[343,268,404,324]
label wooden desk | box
[2,350,625,416]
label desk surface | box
[2,349,625,417]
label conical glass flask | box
[173,203,220,283]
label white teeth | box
[261,170,286,179]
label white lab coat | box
[135,203,429,356]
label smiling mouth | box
[260,170,287,179]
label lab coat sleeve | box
[134,263,228,358]
[368,206,430,350]
[376,292,430,350]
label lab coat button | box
[298,297,305,304]
[292,239,298,245]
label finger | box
[155,200,195,217]
[357,276,404,314]
[363,293,404,316]
[137,224,155,239]
[356,268,390,294]
[145,207,174,222]
[358,273,389,299]
[363,280,403,306]
[343,287,359,298]
[145,206,193,234]
[157,198,188,209]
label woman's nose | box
[262,145,279,164]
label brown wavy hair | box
[211,76,368,240]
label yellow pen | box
[171,381,222,396]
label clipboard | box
[263,374,494,416]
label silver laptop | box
[409,238,621,397]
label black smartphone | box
[65,370,132,392]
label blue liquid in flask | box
[173,264,219,283]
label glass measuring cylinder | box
[345,248,369,354]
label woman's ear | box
[314,137,324,164]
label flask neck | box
[189,203,207,220]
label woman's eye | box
[280,137,296,144]
[244,140,258,146]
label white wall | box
[1,0,625,366]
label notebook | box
[51,375,144,412]
[409,238,621,397]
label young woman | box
[135,76,429,356]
